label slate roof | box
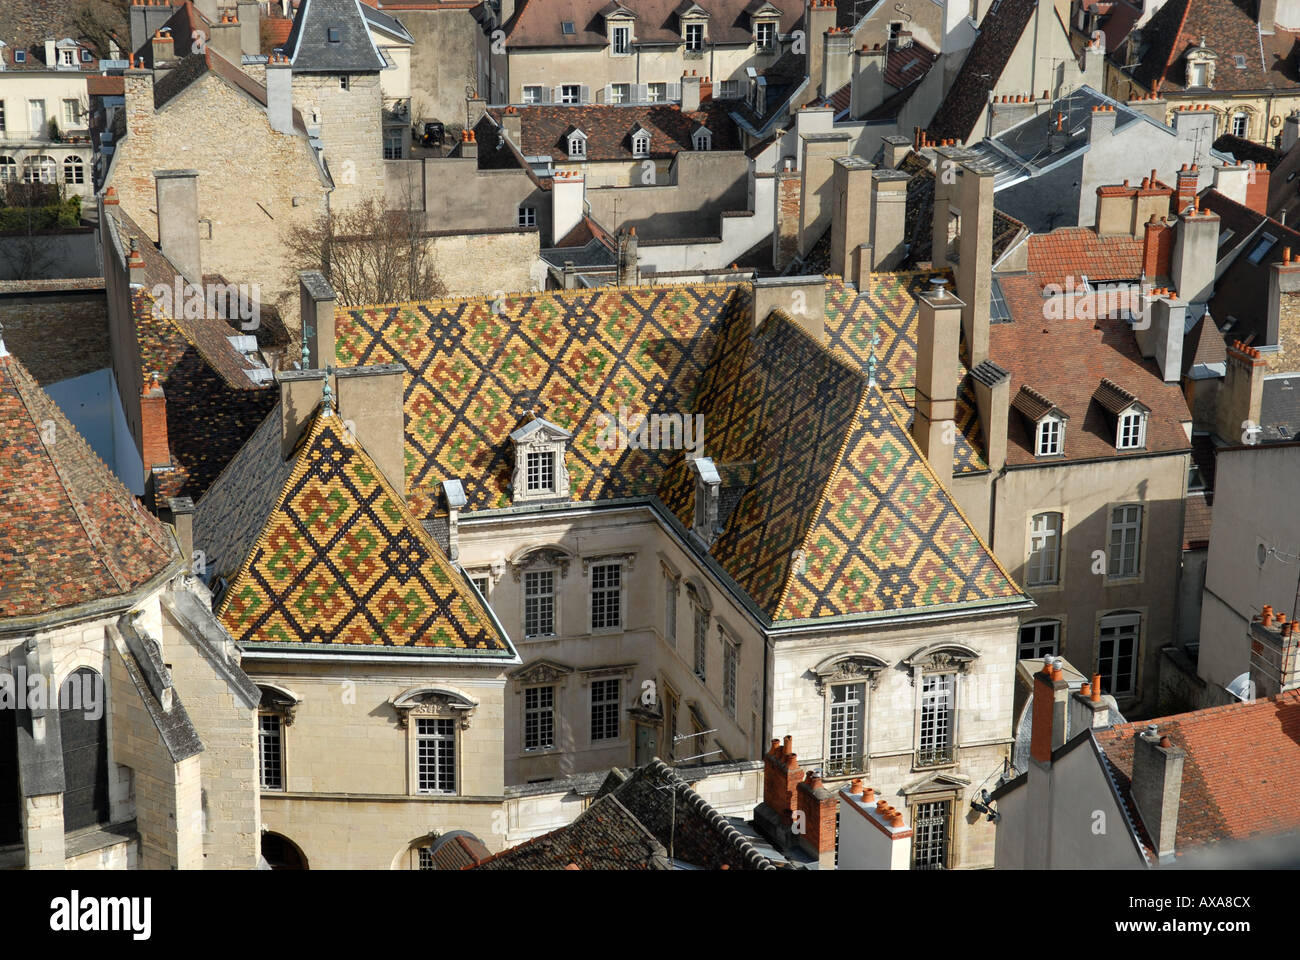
[927,0,1039,143]
[337,280,1026,624]
[1261,374,1300,441]
[284,0,387,72]
[1118,0,1300,94]
[501,0,804,47]
[1096,691,1300,858]
[218,405,514,654]
[819,38,939,120]
[991,273,1193,466]
[0,348,177,619]
[487,101,741,162]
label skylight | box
[562,21,575,34]
[1247,232,1277,266]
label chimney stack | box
[830,157,874,285]
[154,169,202,285]
[803,0,837,105]
[460,127,479,160]
[1250,605,1300,697]
[168,496,197,568]
[823,30,853,101]
[1069,673,1112,733]
[912,278,962,475]
[1283,111,1300,153]
[266,54,295,135]
[501,105,522,148]
[881,134,912,170]
[1138,289,1186,383]
[955,160,995,366]
[1175,164,1199,214]
[1030,659,1069,764]
[300,270,336,370]
[617,227,639,286]
[796,771,839,867]
[751,275,826,341]
[550,171,585,245]
[1244,161,1271,216]
[1130,725,1185,861]
[1215,340,1267,443]
[1266,250,1300,347]
[850,44,887,118]
[237,0,261,56]
[970,360,1009,473]
[869,168,910,271]
[761,736,803,827]
[1171,202,1219,303]
[835,784,911,870]
[681,72,701,112]
[208,13,242,63]
[140,373,171,476]
[334,365,407,495]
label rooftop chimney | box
[1283,111,1300,154]
[1130,725,1185,861]
[681,72,701,112]
[237,0,261,56]
[881,134,912,170]
[501,106,522,148]
[830,156,874,285]
[550,171,585,245]
[617,227,639,286]
[850,44,887,119]
[334,365,407,495]
[300,270,336,370]
[1069,673,1111,733]
[913,278,962,475]
[1030,659,1069,764]
[1249,609,1300,697]
[1174,164,1199,214]
[140,373,171,475]
[1139,289,1186,383]
[266,54,295,135]
[869,168,910,271]
[751,275,826,341]
[955,160,995,366]
[835,784,911,870]
[168,496,196,569]
[970,359,1010,473]
[1215,340,1266,444]
[1171,203,1219,303]
[823,31,853,101]
[796,772,839,867]
[760,736,803,828]
[1244,162,1270,216]
[154,169,202,284]
[1266,250,1300,347]
[208,13,241,63]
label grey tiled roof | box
[284,0,386,73]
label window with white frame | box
[912,800,951,869]
[22,155,55,183]
[632,130,649,157]
[567,131,587,159]
[828,682,865,775]
[665,576,677,646]
[81,48,92,63]
[63,157,84,185]
[917,674,954,766]
[62,99,79,126]
[1107,504,1142,578]
[591,678,621,740]
[1027,512,1062,586]
[754,20,775,50]
[523,685,555,751]
[722,633,738,716]
[685,22,704,51]
[60,48,76,66]
[28,99,46,133]
[525,450,555,493]
[522,84,543,104]
[1117,410,1146,450]
[415,717,456,794]
[693,603,707,679]
[523,569,556,638]
[560,84,582,104]
[693,128,711,150]
[1018,620,1060,659]
[258,713,284,790]
[1097,612,1139,695]
[518,205,537,227]
[471,575,490,601]
[1231,112,1248,138]
[590,562,622,631]
[383,135,402,159]
[609,83,630,104]
[1036,417,1063,456]
[611,25,631,54]
[647,82,667,102]
[717,79,739,98]
[0,157,15,182]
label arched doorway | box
[261,832,308,869]
[59,667,109,831]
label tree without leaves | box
[70,0,131,57]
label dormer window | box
[754,20,776,51]
[631,128,650,157]
[691,457,721,547]
[611,24,631,55]
[14,51,26,64]
[1118,411,1146,449]
[510,416,572,504]
[693,126,711,150]
[1185,39,1216,88]
[567,129,587,159]
[685,22,705,52]
[81,48,92,63]
[60,48,75,66]
[562,20,576,35]
[1036,417,1063,456]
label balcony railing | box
[684,48,706,59]
[823,756,867,778]
[914,744,954,768]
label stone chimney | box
[550,171,585,245]
[955,160,995,366]
[823,30,853,100]
[1283,111,1300,153]
[850,44,887,119]
[869,168,909,271]
[1138,288,1186,383]
[501,105,522,148]
[751,275,826,341]
[460,127,478,160]
[881,134,912,169]
[835,781,911,870]
[1244,161,1270,216]
[1215,340,1266,444]
[1125,91,1166,125]
[970,359,1009,473]
[279,367,336,458]
[151,27,175,72]
[830,156,874,285]
[617,227,639,286]
[300,270,336,369]
[335,364,407,495]
[1069,674,1112,734]
[795,770,839,868]
[1266,247,1300,347]
[1087,103,1117,143]
[140,373,171,475]
[1095,182,1138,236]
[1130,724,1185,861]
[1260,0,1279,34]
[681,72,702,112]
[168,496,196,568]
[1171,199,1220,303]
[123,64,156,155]
[912,277,962,474]
[804,0,837,104]
[154,169,202,284]
[266,53,295,135]
[798,130,851,257]
[237,0,261,56]
[1133,170,1174,234]
[1249,606,1300,697]
[1212,162,1253,206]
[1082,31,1106,89]
[209,13,241,63]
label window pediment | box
[509,658,575,684]
[392,686,478,729]
[904,642,979,674]
[813,652,888,693]
[508,544,574,580]
[510,416,572,503]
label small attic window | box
[14,50,26,63]
[562,20,576,34]
[1234,54,1247,69]
[1117,409,1147,450]
[80,48,92,63]
[631,129,650,157]
[693,128,711,150]
[327,28,341,42]
[1247,232,1278,265]
[1036,417,1064,457]
[510,417,572,504]
[568,129,587,159]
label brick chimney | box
[970,359,1009,472]
[869,168,909,271]
[1250,606,1300,697]
[1175,163,1199,214]
[167,496,196,567]
[762,736,804,827]
[1215,340,1266,444]
[830,156,873,285]
[1244,162,1270,216]
[1030,659,1069,764]
[1266,246,1300,347]
[795,770,838,866]
[141,373,171,474]
[1143,215,1173,280]
[835,783,911,870]
[154,169,202,285]
[1171,199,1219,303]
[1130,725,1185,861]
[912,277,962,474]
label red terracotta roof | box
[0,349,177,619]
[1026,227,1144,287]
[1096,691,1300,857]
[88,75,125,97]
[990,272,1193,465]
[263,15,294,52]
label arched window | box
[261,831,308,869]
[63,156,84,185]
[1231,112,1248,138]
[0,673,19,845]
[22,155,56,184]
[59,667,109,831]
[0,156,16,183]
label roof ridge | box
[348,279,744,317]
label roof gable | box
[285,0,386,72]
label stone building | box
[0,327,261,869]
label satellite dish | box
[1225,672,1254,702]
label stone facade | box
[425,229,544,296]
[292,72,386,210]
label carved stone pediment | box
[509,659,574,685]
[581,552,636,576]
[510,417,572,504]
[812,653,889,695]
[259,683,303,725]
[508,545,573,582]
[904,642,979,679]
[392,687,478,730]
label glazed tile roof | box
[339,280,1025,623]
[927,0,1038,143]
[0,349,176,619]
[486,101,741,163]
[501,0,804,47]
[991,273,1193,466]
[1025,228,1145,287]
[1096,691,1300,857]
[218,406,513,654]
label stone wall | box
[426,229,543,296]
[292,72,386,211]
[399,7,484,126]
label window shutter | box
[580,84,591,104]
[553,85,563,103]
[635,83,648,103]
[667,81,681,101]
